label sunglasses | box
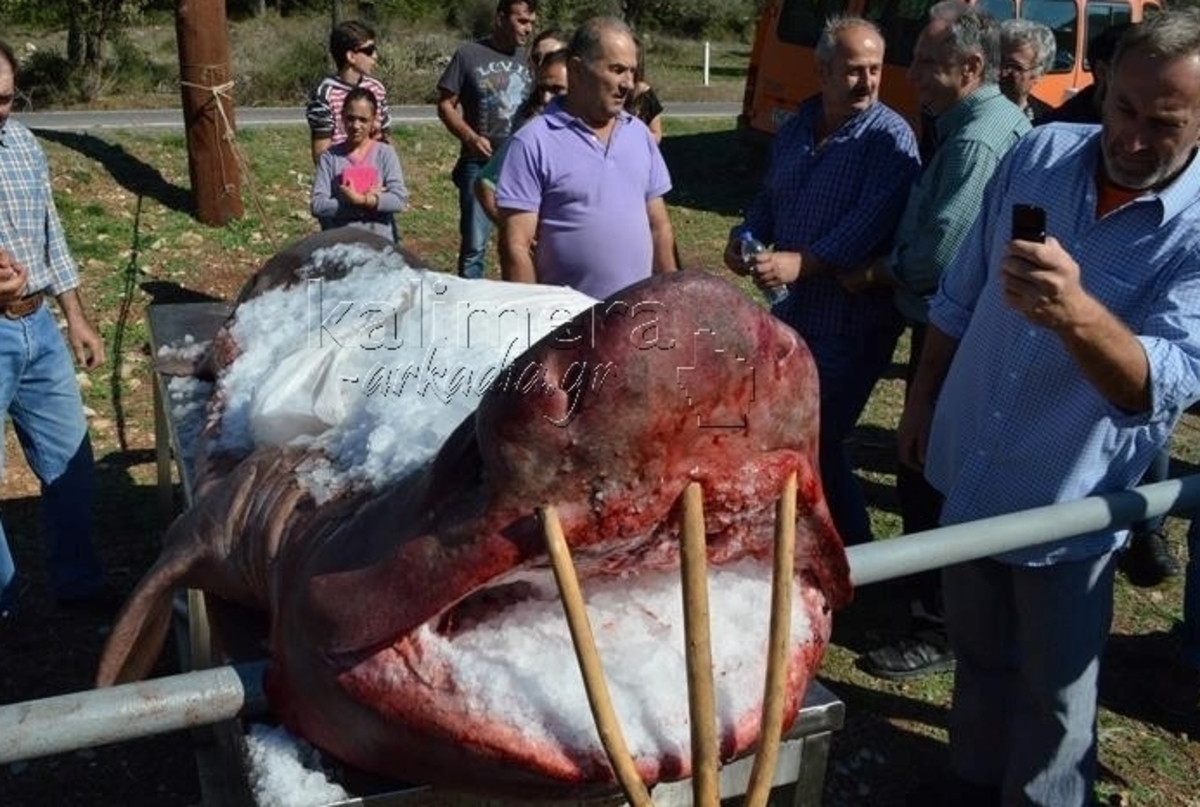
[355,43,377,57]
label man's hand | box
[1001,237,1088,330]
[55,289,106,371]
[1004,236,1152,414]
[67,318,106,371]
[748,250,801,292]
[0,250,28,303]
[466,133,493,160]
[839,259,894,294]
[896,394,934,470]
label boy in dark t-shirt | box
[436,0,537,279]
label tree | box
[66,0,145,101]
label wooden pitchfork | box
[539,472,798,807]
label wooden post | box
[175,0,243,226]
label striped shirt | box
[739,96,919,337]
[305,74,391,145]
[0,118,79,296]
[926,123,1200,565]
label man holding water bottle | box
[723,15,919,546]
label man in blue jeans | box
[722,16,919,546]
[436,0,538,279]
[0,39,111,646]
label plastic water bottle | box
[739,232,788,306]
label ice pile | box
[209,244,597,500]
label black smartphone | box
[1012,203,1047,243]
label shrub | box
[107,32,176,96]
[17,48,76,109]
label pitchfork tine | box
[540,505,654,807]
[742,471,798,807]
[681,481,720,807]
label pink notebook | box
[342,164,379,195]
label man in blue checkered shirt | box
[0,38,112,646]
[900,11,1200,804]
[722,16,919,549]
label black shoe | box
[1118,530,1181,588]
[0,606,37,648]
[859,625,955,681]
[56,584,127,620]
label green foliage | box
[107,31,175,95]
[375,0,448,21]
[236,37,329,106]
[0,0,69,28]
[445,0,497,38]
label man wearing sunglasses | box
[437,0,538,280]
[307,20,393,165]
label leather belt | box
[1,293,43,319]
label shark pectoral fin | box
[95,581,177,686]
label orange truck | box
[739,0,1162,143]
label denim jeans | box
[451,157,493,280]
[1183,517,1200,670]
[801,312,904,544]
[0,306,104,612]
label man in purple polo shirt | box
[495,16,677,300]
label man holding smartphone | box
[899,11,1200,805]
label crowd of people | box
[732,7,1200,806]
[294,7,1200,803]
[0,1,1197,804]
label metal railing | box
[1,473,1197,766]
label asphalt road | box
[16,102,742,132]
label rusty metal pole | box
[176,0,243,226]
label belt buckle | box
[3,294,40,320]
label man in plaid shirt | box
[0,38,112,647]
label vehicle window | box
[1021,0,1086,72]
[1083,2,1133,70]
[863,0,935,66]
[980,0,1017,22]
[778,0,855,47]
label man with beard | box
[495,17,677,300]
[721,16,919,547]
[898,10,1200,804]
[436,0,538,279]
